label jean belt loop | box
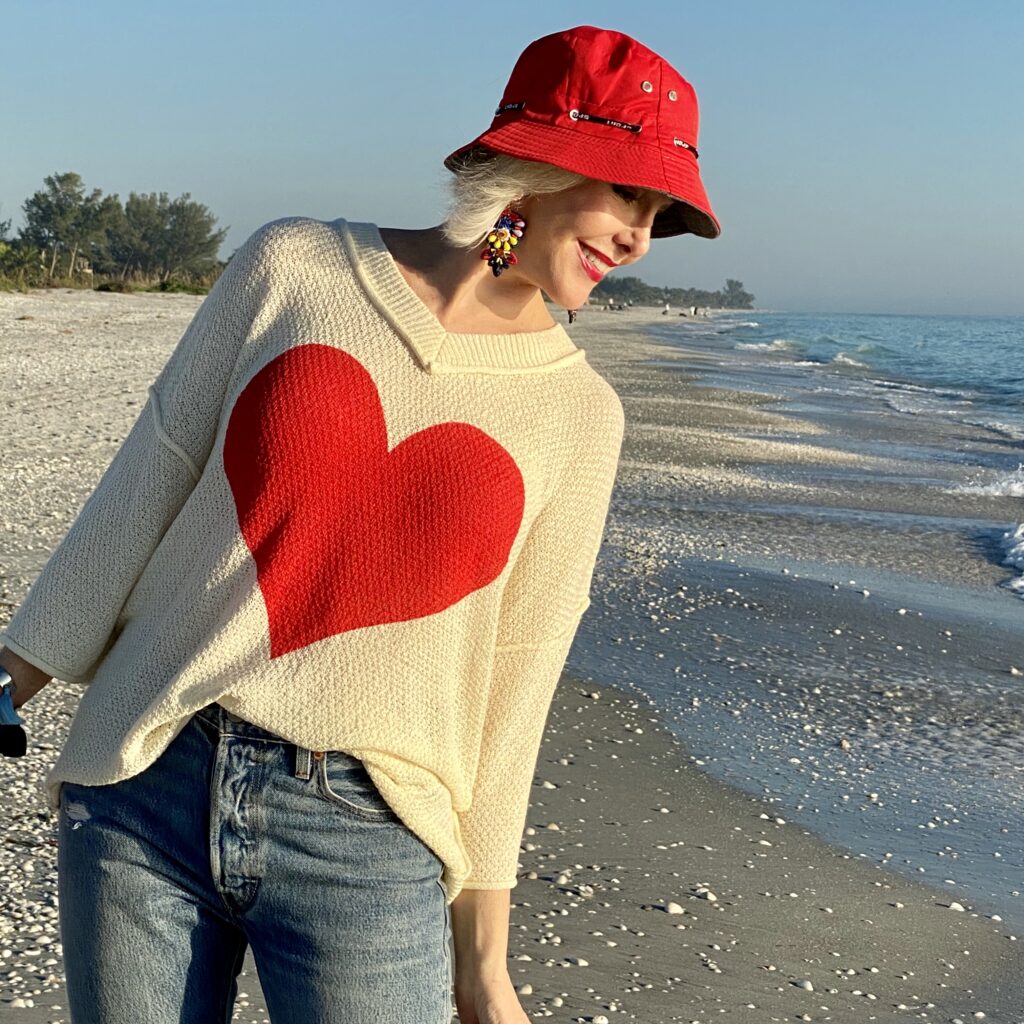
[294,745,315,780]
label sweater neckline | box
[337,219,587,376]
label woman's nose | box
[615,225,652,264]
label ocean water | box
[717,311,1024,446]
[567,308,1024,933]
[648,310,1024,594]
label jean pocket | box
[315,750,400,821]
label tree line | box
[592,274,755,309]
[0,171,228,292]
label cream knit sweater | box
[0,216,625,904]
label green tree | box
[103,192,169,279]
[721,279,754,308]
[154,193,226,282]
[20,172,96,279]
[69,192,122,278]
[0,241,45,287]
[104,191,227,283]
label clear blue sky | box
[5,0,1023,314]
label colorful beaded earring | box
[480,208,526,277]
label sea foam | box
[999,522,1024,596]
[832,352,868,368]
[949,465,1024,498]
[735,338,800,352]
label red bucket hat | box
[443,24,721,240]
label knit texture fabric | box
[0,216,625,904]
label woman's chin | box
[547,283,596,310]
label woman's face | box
[513,178,676,310]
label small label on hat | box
[494,101,526,116]
[568,109,642,134]
[673,138,699,157]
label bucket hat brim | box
[444,123,721,240]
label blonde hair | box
[440,147,589,250]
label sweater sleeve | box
[458,388,626,890]
[0,222,276,685]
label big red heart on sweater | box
[223,344,525,658]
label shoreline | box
[569,305,1023,912]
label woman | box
[0,23,719,1024]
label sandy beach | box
[2,288,1023,1022]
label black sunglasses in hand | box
[0,670,28,757]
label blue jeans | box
[56,701,453,1023]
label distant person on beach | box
[0,23,719,1024]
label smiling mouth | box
[578,241,614,280]
[581,242,616,267]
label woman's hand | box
[449,887,528,1022]
[454,968,531,1024]
[0,647,52,709]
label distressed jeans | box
[56,701,453,1023]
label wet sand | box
[512,675,1024,1022]
[1,290,1023,1021]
